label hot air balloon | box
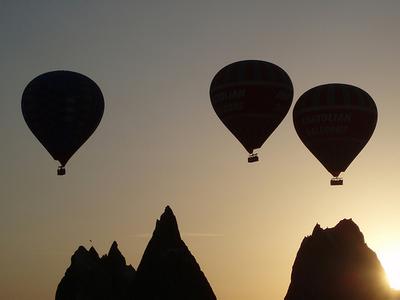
[293,83,377,185]
[210,60,293,162]
[21,70,105,175]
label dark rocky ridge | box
[56,206,216,300]
[57,212,399,300]
[285,219,392,300]
[56,243,135,300]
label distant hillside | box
[56,206,216,300]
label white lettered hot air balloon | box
[293,83,377,185]
[210,60,293,162]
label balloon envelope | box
[293,83,377,178]
[209,60,293,156]
[21,70,104,169]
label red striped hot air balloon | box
[210,60,293,162]
[293,83,378,185]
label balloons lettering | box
[293,83,377,185]
[210,60,293,162]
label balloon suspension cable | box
[330,177,343,186]
[57,166,66,176]
[248,153,259,163]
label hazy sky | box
[1,1,400,299]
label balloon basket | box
[57,166,66,176]
[248,154,259,163]
[330,177,343,186]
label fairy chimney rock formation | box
[56,206,216,300]
[285,219,391,300]
[135,206,217,300]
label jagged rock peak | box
[89,246,99,258]
[56,242,136,300]
[310,218,364,245]
[153,205,181,241]
[136,205,217,300]
[75,245,88,255]
[312,223,323,235]
[70,245,99,267]
[57,208,216,300]
[110,240,118,250]
[102,240,128,267]
[108,241,122,257]
[334,218,363,240]
[285,219,390,300]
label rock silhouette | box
[285,219,391,300]
[135,206,216,300]
[56,243,135,300]
[56,206,216,300]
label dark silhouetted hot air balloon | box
[21,70,105,175]
[210,60,293,162]
[293,83,377,185]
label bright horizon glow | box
[378,249,400,290]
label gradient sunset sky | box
[1,1,400,299]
